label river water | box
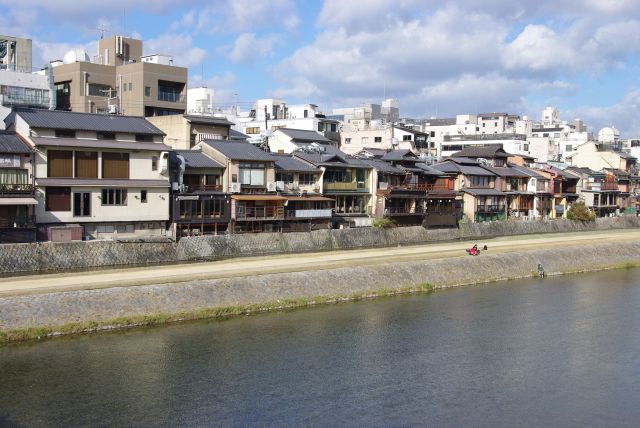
[2,269,640,427]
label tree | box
[567,201,596,221]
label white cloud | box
[144,34,207,67]
[221,33,279,64]
[566,89,640,136]
[193,0,299,34]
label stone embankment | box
[1,216,639,275]
[1,240,639,342]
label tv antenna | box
[97,24,111,39]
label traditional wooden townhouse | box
[271,154,334,231]
[293,148,374,228]
[602,168,635,212]
[169,149,229,237]
[0,131,36,243]
[536,164,580,218]
[431,157,505,222]
[359,149,457,227]
[8,109,171,240]
[196,139,286,233]
[566,166,620,216]
[484,165,535,219]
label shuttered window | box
[45,187,71,211]
[75,151,98,178]
[102,152,129,179]
[47,150,73,177]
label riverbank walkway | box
[2,229,639,297]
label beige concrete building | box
[0,35,32,73]
[566,141,637,172]
[51,36,187,117]
[147,115,234,150]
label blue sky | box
[2,0,640,135]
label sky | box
[2,0,640,136]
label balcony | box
[324,182,367,191]
[235,206,284,220]
[585,182,619,191]
[183,184,223,192]
[0,184,34,197]
[386,206,425,215]
[157,91,185,103]
[286,209,333,219]
[0,93,50,108]
[477,204,506,213]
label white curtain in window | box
[251,169,264,185]
[0,169,28,185]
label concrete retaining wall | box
[1,241,639,333]
[1,216,639,275]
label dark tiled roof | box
[0,132,31,154]
[360,158,404,174]
[381,149,415,161]
[174,150,224,169]
[432,160,495,176]
[16,109,165,135]
[567,166,604,176]
[229,129,249,140]
[615,151,637,160]
[276,128,332,143]
[414,163,446,176]
[272,155,320,172]
[201,140,274,161]
[451,145,511,158]
[184,115,235,127]
[486,166,531,178]
[461,188,505,196]
[509,165,547,179]
[31,137,171,151]
[356,148,387,158]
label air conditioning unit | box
[276,181,285,191]
[159,152,169,175]
[267,182,277,192]
[230,183,241,193]
[107,104,118,114]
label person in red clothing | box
[469,244,478,256]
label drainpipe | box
[46,63,56,110]
[82,72,88,97]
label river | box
[1,269,640,427]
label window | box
[403,135,412,141]
[75,151,98,178]
[102,152,129,179]
[331,123,337,132]
[136,134,153,142]
[45,187,71,211]
[523,144,529,151]
[128,82,132,91]
[470,175,490,187]
[102,189,127,205]
[298,173,314,185]
[303,109,308,118]
[344,138,351,144]
[73,192,91,217]
[97,132,116,140]
[141,190,147,203]
[276,172,294,183]
[88,84,113,97]
[482,123,486,128]
[554,133,560,138]
[430,131,435,137]
[374,137,382,143]
[151,157,158,171]
[566,145,572,152]
[55,129,76,138]
[239,163,265,186]
[145,86,151,97]
[361,137,369,144]
[543,133,549,137]
[47,150,73,177]
[203,198,225,218]
[318,123,325,132]
[245,127,260,134]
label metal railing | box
[0,184,34,196]
[184,184,223,192]
[286,209,333,218]
[157,91,185,103]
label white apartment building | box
[0,69,52,128]
[187,87,215,115]
[339,124,429,155]
[331,99,400,128]
[235,98,340,145]
[530,108,591,162]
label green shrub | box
[567,201,596,221]
[373,218,396,228]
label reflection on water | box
[1,269,640,426]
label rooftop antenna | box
[97,24,109,39]
[123,8,126,35]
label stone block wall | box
[1,216,638,275]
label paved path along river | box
[2,229,639,296]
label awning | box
[0,197,38,205]
[231,194,287,201]
[285,196,335,201]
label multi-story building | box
[565,141,637,172]
[0,35,32,73]
[236,99,340,144]
[567,167,620,217]
[0,131,36,242]
[147,114,234,150]
[50,35,187,117]
[269,128,336,154]
[331,99,400,128]
[8,109,171,240]
[0,69,52,128]
[339,124,429,155]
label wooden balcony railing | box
[477,204,506,213]
[386,206,425,215]
[185,184,223,192]
[325,182,367,191]
[235,206,284,220]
